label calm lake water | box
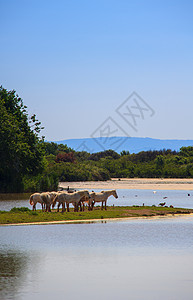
[1,190,193,300]
[1,217,193,300]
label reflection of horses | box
[92,190,118,210]
[52,190,90,212]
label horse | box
[92,190,118,210]
[29,191,58,212]
[46,191,58,212]
[74,190,94,211]
[51,191,65,212]
[82,192,95,211]
[29,192,50,211]
[52,190,90,212]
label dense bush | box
[55,152,75,163]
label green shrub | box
[10,207,31,212]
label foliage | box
[10,207,31,212]
[0,86,45,192]
[120,150,130,156]
[55,152,75,163]
[88,149,120,161]
[44,142,74,155]
[179,146,193,157]
[1,86,193,194]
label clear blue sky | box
[1,0,193,141]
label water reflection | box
[1,219,193,299]
[0,251,29,300]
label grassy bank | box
[0,206,193,225]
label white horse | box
[92,190,118,210]
[29,192,50,211]
[52,190,90,212]
[50,191,65,212]
[46,191,58,212]
[82,192,95,211]
[29,191,58,212]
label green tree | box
[155,155,165,170]
[180,146,193,157]
[120,150,130,156]
[0,86,45,192]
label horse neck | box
[104,190,115,198]
[53,195,58,205]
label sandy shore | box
[60,178,193,191]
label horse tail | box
[29,195,34,205]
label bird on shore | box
[159,202,166,207]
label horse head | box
[113,190,118,199]
[84,190,90,198]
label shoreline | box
[2,213,193,227]
[60,178,193,191]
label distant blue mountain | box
[52,137,193,154]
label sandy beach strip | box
[60,178,193,191]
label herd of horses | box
[29,189,118,212]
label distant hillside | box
[51,137,193,154]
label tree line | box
[1,86,193,193]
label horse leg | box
[62,203,65,213]
[67,203,69,212]
[101,202,103,210]
[83,203,85,211]
[105,200,107,210]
